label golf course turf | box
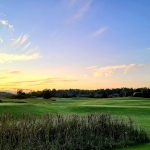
[0,97,150,149]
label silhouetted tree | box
[9,87,150,99]
[42,89,52,99]
[51,89,56,97]
[16,89,26,99]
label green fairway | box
[0,97,150,149]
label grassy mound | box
[0,113,148,150]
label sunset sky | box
[0,0,150,91]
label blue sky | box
[0,0,150,91]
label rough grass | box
[0,113,148,150]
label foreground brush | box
[0,113,149,150]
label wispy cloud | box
[92,26,108,37]
[11,34,38,54]
[0,19,14,31]
[0,18,41,63]
[0,70,22,80]
[68,0,93,24]
[0,76,9,80]
[7,70,22,74]
[0,53,40,63]
[2,77,78,87]
[87,64,146,77]
[12,34,29,47]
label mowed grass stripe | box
[80,104,150,109]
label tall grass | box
[0,113,148,150]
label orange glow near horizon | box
[1,65,150,92]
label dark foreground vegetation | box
[8,87,150,99]
[0,113,148,150]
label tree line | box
[11,88,150,99]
